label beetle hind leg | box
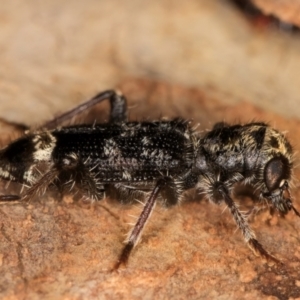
[0,166,59,203]
[40,90,128,130]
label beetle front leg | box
[212,182,280,263]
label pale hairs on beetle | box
[0,90,299,268]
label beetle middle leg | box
[54,153,106,201]
[114,176,182,269]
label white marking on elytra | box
[122,170,132,181]
[103,139,121,157]
[142,137,151,146]
[141,149,149,158]
[32,132,57,162]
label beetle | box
[0,90,298,267]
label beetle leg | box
[216,183,280,263]
[114,176,180,269]
[41,90,127,130]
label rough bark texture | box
[0,78,300,300]
[252,0,300,27]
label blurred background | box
[0,0,300,124]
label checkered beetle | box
[0,90,299,267]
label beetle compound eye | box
[264,155,291,192]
